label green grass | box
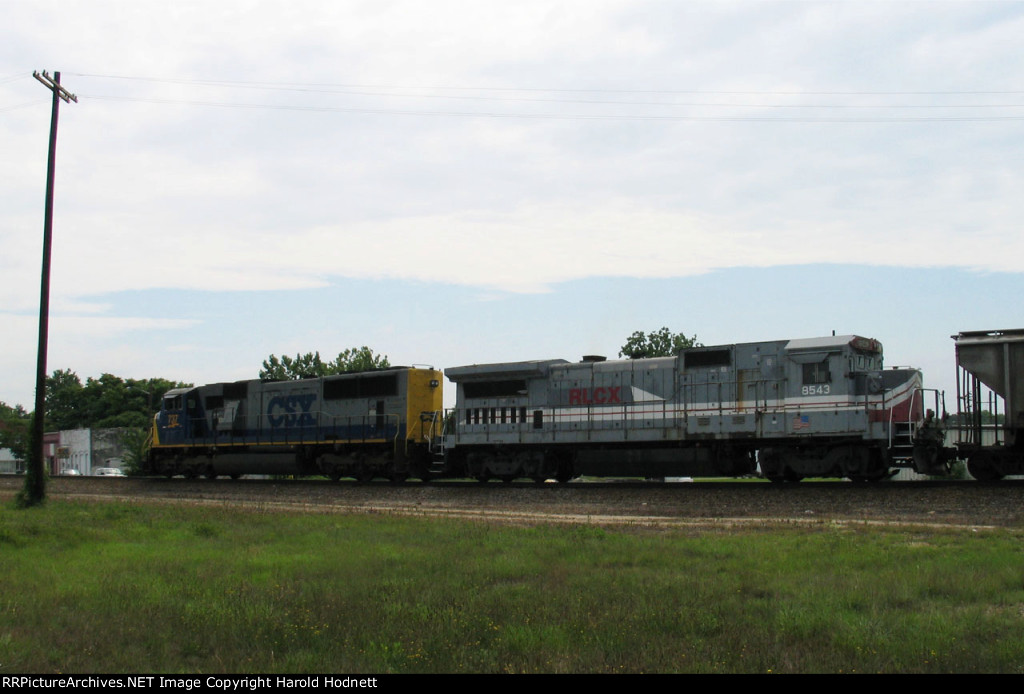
[1,500,1023,673]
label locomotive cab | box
[153,387,194,446]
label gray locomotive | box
[443,334,943,482]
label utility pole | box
[19,71,77,508]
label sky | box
[2,0,1023,412]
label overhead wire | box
[78,94,1024,122]
[65,72,1024,96]
[22,71,1024,123]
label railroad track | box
[3,475,1023,529]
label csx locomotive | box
[146,329,1024,482]
[148,366,443,481]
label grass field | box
[1,498,1023,673]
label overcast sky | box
[2,0,1023,410]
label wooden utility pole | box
[19,71,76,508]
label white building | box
[54,428,132,476]
[0,447,21,474]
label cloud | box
[4,1,1022,308]
[0,312,200,404]
[7,186,1023,304]
[3,0,1023,409]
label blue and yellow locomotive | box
[148,366,443,480]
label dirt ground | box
[5,475,1023,530]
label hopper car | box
[951,329,1024,481]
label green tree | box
[329,347,391,373]
[45,368,85,430]
[125,377,189,423]
[260,353,325,380]
[119,427,150,476]
[44,370,189,431]
[260,348,391,380]
[619,328,701,359]
[0,401,31,463]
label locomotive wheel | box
[500,475,515,484]
[766,468,802,483]
[551,452,574,484]
[411,461,433,483]
[968,454,1004,482]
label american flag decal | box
[793,415,810,430]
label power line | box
[0,72,31,85]
[61,72,1024,122]
[81,86,1024,109]
[79,93,1024,122]
[67,72,1024,96]
[0,99,48,113]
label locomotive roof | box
[446,335,882,381]
[446,359,569,381]
[785,335,881,353]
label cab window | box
[802,361,830,385]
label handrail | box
[163,410,403,449]
[888,386,945,450]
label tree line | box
[259,347,390,380]
[0,372,191,466]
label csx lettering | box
[568,387,622,406]
[267,394,317,427]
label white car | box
[93,467,126,477]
